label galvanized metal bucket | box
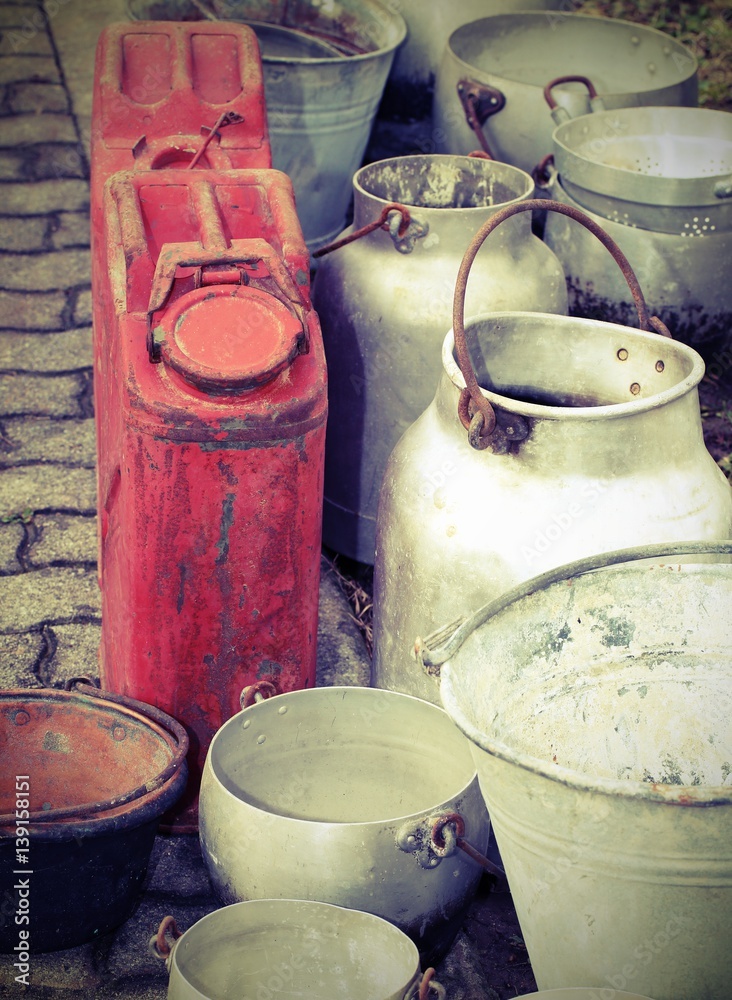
[550,105,732,233]
[198,685,491,966]
[429,541,732,1000]
[433,12,698,171]
[151,901,446,999]
[0,681,188,953]
[516,993,657,1000]
[128,0,407,250]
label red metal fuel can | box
[96,168,325,827]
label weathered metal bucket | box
[427,541,732,1000]
[516,993,657,1000]
[128,0,406,250]
[372,201,732,704]
[433,12,697,171]
[549,104,732,233]
[151,902,446,999]
[313,153,567,563]
[541,171,732,359]
[0,681,188,953]
[198,685,492,966]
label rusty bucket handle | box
[149,915,183,961]
[239,679,279,709]
[452,198,672,450]
[543,75,606,124]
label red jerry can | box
[96,168,325,828]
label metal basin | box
[434,12,698,171]
[552,106,732,232]
[0,683,188,952]
[199,686,491,966]
[157,900,436,1000]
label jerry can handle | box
[452,198,672,450]
[543,74,606,124]
[147,238,308,363]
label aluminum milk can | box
[96,168,326,827]
[372,201,732,703]
[312,154,567,563]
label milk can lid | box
[158,284,303,393]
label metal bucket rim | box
[439,540,732,808]
[446,11,698,93]
[552,106,732,208]
[168,898,421,996]
[0,686,188,835]
[207,685,480,827]
[442,312,705,421]
[354,153,535,212]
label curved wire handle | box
[452,198,672,449]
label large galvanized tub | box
[199,685,491,966]
[152,901,443,1000]
[432,541,732,1000]
[433,12,697,171]
[0,683,188,952]
[128,0,406,249]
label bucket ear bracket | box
[457,79,505,158]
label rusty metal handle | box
[415,969,446,1000]
[453,198,672,449]
[543,74,598,110]
[240,679,279,709]
[147,238,307,362]
[149,915,183,960]
[313,202,426,258]
[431,813,507,887]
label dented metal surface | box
[95,167,326,829]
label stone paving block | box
[0,629,43,685]
[0,147,26,179]
[34,142,86,180]
[0,288,67,329]
[0,518,23,571]
[0,55,58,84]
[0,941,103,992]
[0,371,88,417]
[0,179,88,214]
[28,511,97,565]
[0,6,39,27]
[0,464,97,519]
[0,30,54,59]
[144,835,216,902]
[0,213,49,251]
[0,416,96,466]
[0,564,100,631]
[72,286,92,325]
[6,80,69,113]
[0,327,92,371]
[45,621,101,684]
[49,211,89,249]
[0,112,77,145]
[0,248,90,291]
[316,557,371,687]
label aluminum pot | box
[549,103,732,233]
[151,902,446,1000]
[199,685,492,966]
[542,171,732,359]
[312,154,567,563]
[381,0,562,120]
[0,681,187,953]
[433,12,697,171]
[371,201,732,704]
[128,0,407,250]
[433,541,732,999]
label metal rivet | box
[617,348,628,361]
[241,718,251,729]
[631,35,640,44]
[112,724,126,741]
[655,360,665,373]
[14,710,30,726]
[630,383,641,395]
[277,705,287,715]
[256,734,266,745]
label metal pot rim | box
[442,312,705,421]
[446,12,698,94]
[206,685,480,827]
[0,686,188,836]
[440,541,732,808]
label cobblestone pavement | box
[0,3,502,997]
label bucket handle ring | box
[416,540,732,669]
[149,915,182,962]
[452,198,672,450]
